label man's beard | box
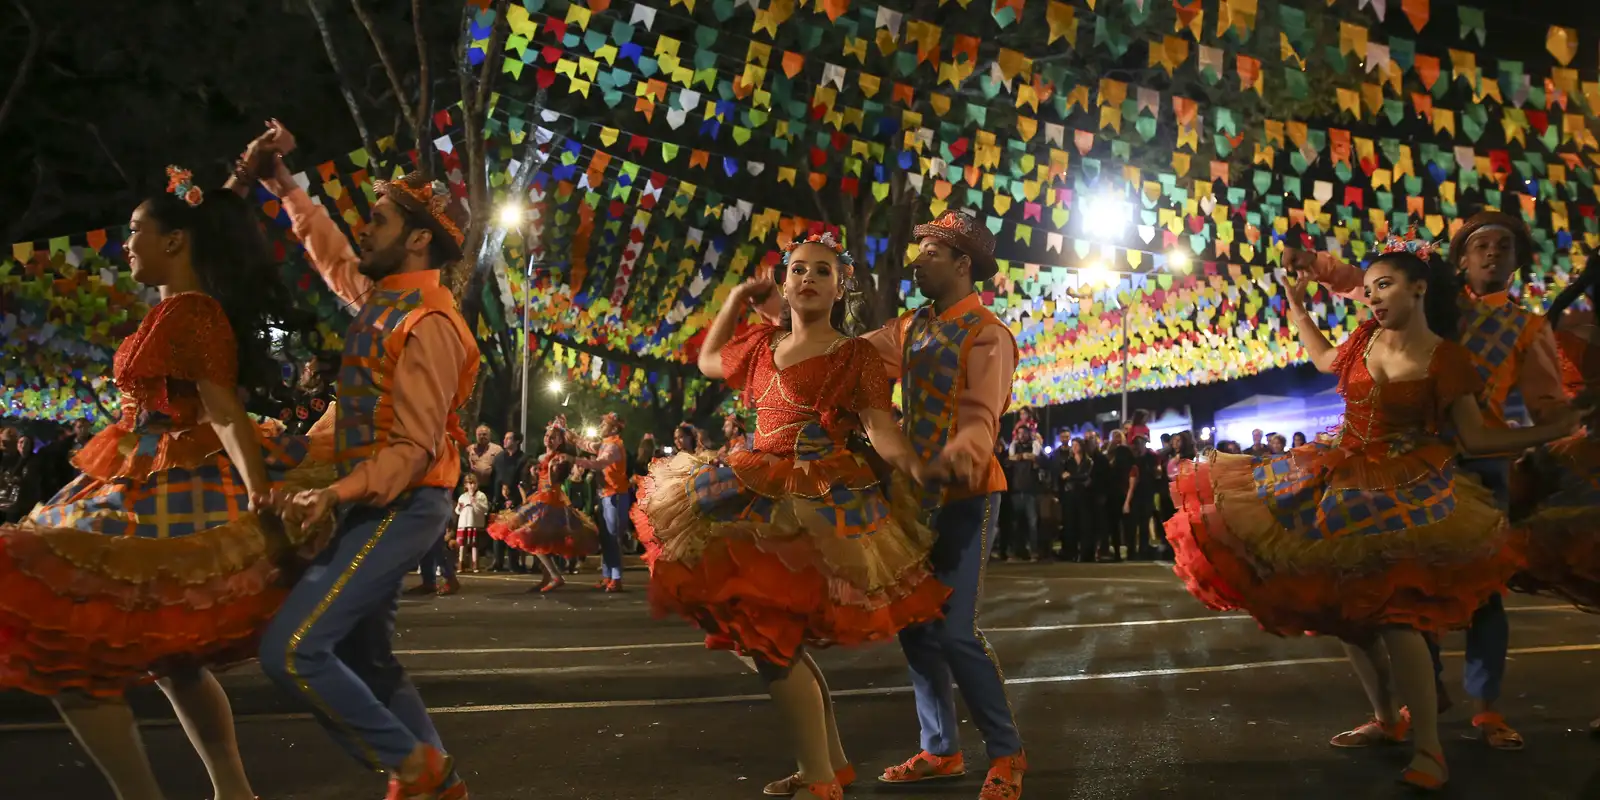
[358,239,408,279]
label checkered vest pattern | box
[1456,296,1541,428]
[900,304,1011,511]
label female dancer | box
[487,418,599,593]
[633,234,948,800]
[1166,242,1584,790]
[0,172,333,800]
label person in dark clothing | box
[1004,426,1044,559]
[490,431,531,573]
[1051,433,1093,561]
[1105,437,1135,561]
[991,437,1014,560]
[1125,436,1161,560]
[0,435,44,524]
[1082,432,1113,560]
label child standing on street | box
[455,475,489,573]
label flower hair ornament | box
[600,412,624,432]
[546,414,569,434]
[166,166,203,207]
[1377,229,1441,260]
[781,231,857,283]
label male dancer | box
[862,209,1027,799]
[573,412,630,590]
[1289,210,1566,750]
[250,122,479,798]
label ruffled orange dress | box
[1511,327,1600,610]
[0,293,335,697]
[1166,320,1521,639]
[632,325,949,666]
[486,453,598,558]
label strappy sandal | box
[1329,707,1411,748]
[1471,712,1525,751]
[1397,749,1448,792]
[762,765,855,797]
[796,781,842,800]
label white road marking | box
[1,642,1594,734]
[388,604,1579,656]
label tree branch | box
[350,0,418,138]
[0,0,43,134]
[412,0,431,159]
[85,124,133,191]
[305,0,381,163]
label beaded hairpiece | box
[1377,229,1441,260]
[781,231,856,281]
[166,166,203,207]
[546,414,568,434]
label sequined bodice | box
[725,326,892,459]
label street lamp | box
[547,378,564,395]
[584,425,598,438]
[1166,249,1192,272]
[497,203,525,228]
[1081,192,1132,240]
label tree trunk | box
[305,0,381,163]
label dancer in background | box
[0,161,333,800]
[862,209,1027,800]
[1168,242,1584,790]
[488,418,599,593]
[572,413,631,591]
[1288,211,1566,749]
[1508,257,1600,727]
[722,412,753,455]
[247,121,478,800]
[635,233,948,800]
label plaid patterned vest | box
[334,276,478,492]
[900,303,1013,509]
[1456,292,1546,428]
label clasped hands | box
[247,487,340,527]
[909,447,983,489]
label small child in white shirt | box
[454,474,490,573]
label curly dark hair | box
[139,190,321,413]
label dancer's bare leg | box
[1383,628,1446,781]
[1342,635,1400,725]
[53,693,166,800]
[157,667,255,800]
[796,651,849,771]
[756,653,834,785]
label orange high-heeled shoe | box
[1397,749,1447,792]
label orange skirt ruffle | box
[633,449,948,666]
[486,491,599,559]
[0,456,335,697]
[1166,449,1522,640]
[1510,433,1600,611]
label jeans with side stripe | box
[258,488,453,769]
[897,492,1024,759]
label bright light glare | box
[547,379,563,394]
[1167,249,1192,271]
[663,446,675,455]
[1043,445,1055,455]
[1081,193,1132,238]
[1200,426,1214,440]
[1081,262,1111,286]
[584,426,599,438]
[497,204,525,227]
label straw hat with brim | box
[374,172,468,263]
[912,209,999,282]
[1448,210,1533,268]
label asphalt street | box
[5,561,1600,799]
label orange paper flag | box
[1401,0,1428,32]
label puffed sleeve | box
[720,324,777,391]
[847,338,894,413]
[1432,340,1487,413]
[158,294,239,387]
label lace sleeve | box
[847,338,894,413]
[163,295,240,387]
[1331,319,1379,397]
[720,324,777,391]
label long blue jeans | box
[897,493,1024,759]
[598,493,629,581]
[1427,457,1511,704]
[259,488,453,770]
